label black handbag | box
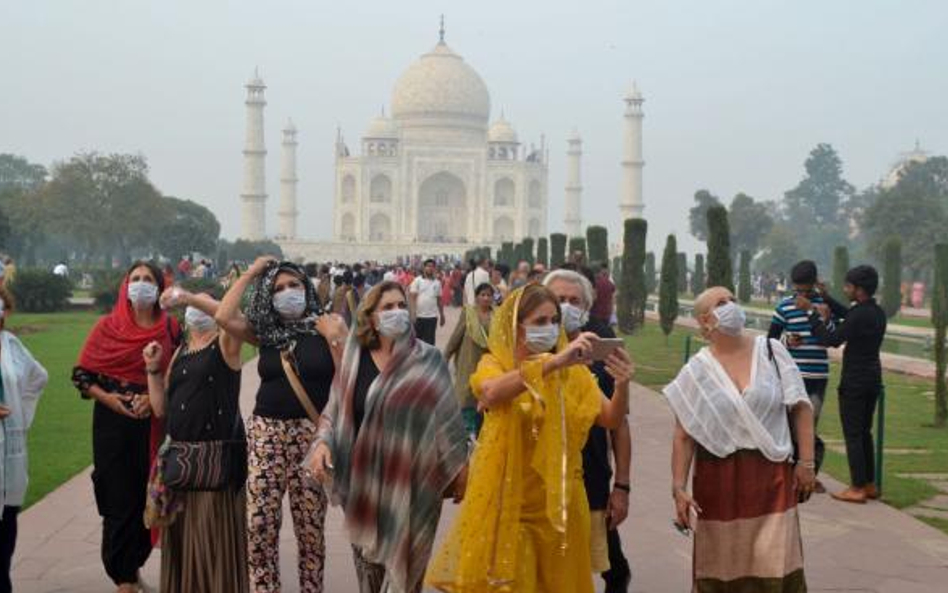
[160,348,246,492]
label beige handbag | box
[280,350,321,424]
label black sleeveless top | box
[167,337,244,443]
[254,333,334,419]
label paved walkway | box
[13,308,948,592]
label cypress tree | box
[586,225,609,265]
[706,205,734,291]
[612,256,622,285]
[501,241,514,267]
[692,253,705,296]
[659,234,679,339]
[832,246,850,302]
[932,243,948,427]
[677,252,688,294]
[522,237,535,265]
[550,233,567,267]
[644,252,656,295]
[618,219,648,333]
[882,236,902,319]
[537,237,549,268]
[568,236,587,263]
[738,250,752,303]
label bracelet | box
[146,368,163,376]
[798,460,816,469]
[613,482,631,493]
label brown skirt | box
[160,488,248,593]
[692,448,806,593]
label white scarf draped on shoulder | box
[663,336,811,462]
[0,330,49,510]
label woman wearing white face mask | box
[427,283,634,593]
[664,286,815,592]
[216,257,348,593]
[143,287,247,593]
[307,281,469,593]
[73,261,181,593]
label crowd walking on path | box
[0,248,892,592]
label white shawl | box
[0,330,48,510]
[663,336,811,463]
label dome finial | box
[439,14,445,43]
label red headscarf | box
[77,276,179,385]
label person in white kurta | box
[0,289,49,592]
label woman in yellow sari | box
[427,284,634,593]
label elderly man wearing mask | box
[544,269,633,592]
[665,286,816,593]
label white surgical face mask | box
[561,303,589,334]
[273,288,307,320]
[713,301,746,336]
[128,281,158,309]
[185,306,216,333]
[377,308,410,338]
[525,323,560,353]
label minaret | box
[240,68,267,240]
[564,129,583,237]
[277,119,298,240]
[619,81,645,220]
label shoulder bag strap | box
[280,350,321,424]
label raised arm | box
[216,256,274,346]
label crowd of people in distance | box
[0,248,889,593]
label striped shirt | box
[768,294,834,380]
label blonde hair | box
[355,281,406,349]
[516,283,561,324]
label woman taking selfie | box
[73,261,179,593]
[664,286,815,592]
[427,283,634,593]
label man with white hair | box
[544,268,633,592]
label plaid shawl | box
[316,328,468,593]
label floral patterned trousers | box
[246,415,327,592]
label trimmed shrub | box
[9,269,73,313]
[692,253,705,296]
[882,236,902,318]
[644,252,656,295]
[586,225,609,266]
[706,205,734,291]
[832,246,850,302]
[659,235,679,338]
[738,250,752,303]
[617,219,648,333]
[537,237,549,268]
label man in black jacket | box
[796,265,887,504]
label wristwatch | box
[613,482,631,493]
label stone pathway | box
[13,308,948,592]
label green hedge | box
[9,269,72,313]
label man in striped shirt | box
[768,260,836,481]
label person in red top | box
[590,265,617,324]
[176,256,192,280]
[72,261,180,593]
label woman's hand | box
[248,255,277,278]
[130,393,152,419]
[449,465,469,503]
[0,404,10,419]
[315,313,348,346]
[99,392,139,419]
[551,332,597,370]
[307,441,334,483]
[793,463,816,502]
[604,348,634,384]
[160,286,190,310]
[143,341,163,370]
[673,487,702,531]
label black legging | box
[0,506,18,593]
[92,402,153,585]
[839,385,880,488]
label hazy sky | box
[3,0,945,255]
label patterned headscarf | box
[245,260,322,350]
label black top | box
[808,297,887,389]
[166,338,243,442]
[353,347,380,435]
[254,333,335,419]
[581,318,617,511]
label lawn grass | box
[8,310,100,509]
[892,313,933,329]
[622,321,948,534]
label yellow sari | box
[426,287,603,593]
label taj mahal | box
[238,23,645,262]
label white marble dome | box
[391,42,491,127]
[488,116,518,143]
